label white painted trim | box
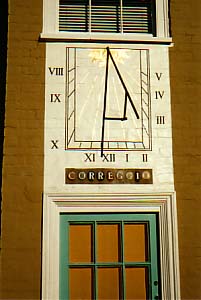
[42,0,58,34]
[40,32,172,44]
[41,192,180,299]
[155,0,170,37]
[41,0,171,39]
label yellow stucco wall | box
[170,0,201,299]
[0,0,45,298]
[0,0,201,299]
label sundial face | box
[65,47,152,154]
[45,43,174,190]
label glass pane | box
[124,223,148,262]
[97,224,119,262]
[69,224,92,262]
[69,268,92,300]
[125,267,148,300]
[98,268,120,300]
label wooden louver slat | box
[123,0,153,33]
[59,0,88,32]
[59,0,154,34]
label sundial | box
[65,47,152,155]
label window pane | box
[69,224,92,262]
[97,224,119,262]
[98,268,120,300]
[124,223,148,262]
[125,267,148,300]
[69,268,92,299]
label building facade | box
[1,0,201,299]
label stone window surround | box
[41,192,180,299]
[40,0,172,43]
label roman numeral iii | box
[157,116,165,124]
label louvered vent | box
[123,0,153,33]
[59,0,88,32]
[59,0,154,34]
[91,0,120,33]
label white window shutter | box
[59,0,155,34]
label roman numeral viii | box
[48,67,64,76]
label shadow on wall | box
[0,0,8,231]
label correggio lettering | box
[126,171,134,180]
[65,168,152,184]
[78,171,86,180]
[107,171,114,181]
[116,171,124,180]
[88,171,95,180]
[68,171,76,180]
[97,171,104,181]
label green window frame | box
[60,213,160,299]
